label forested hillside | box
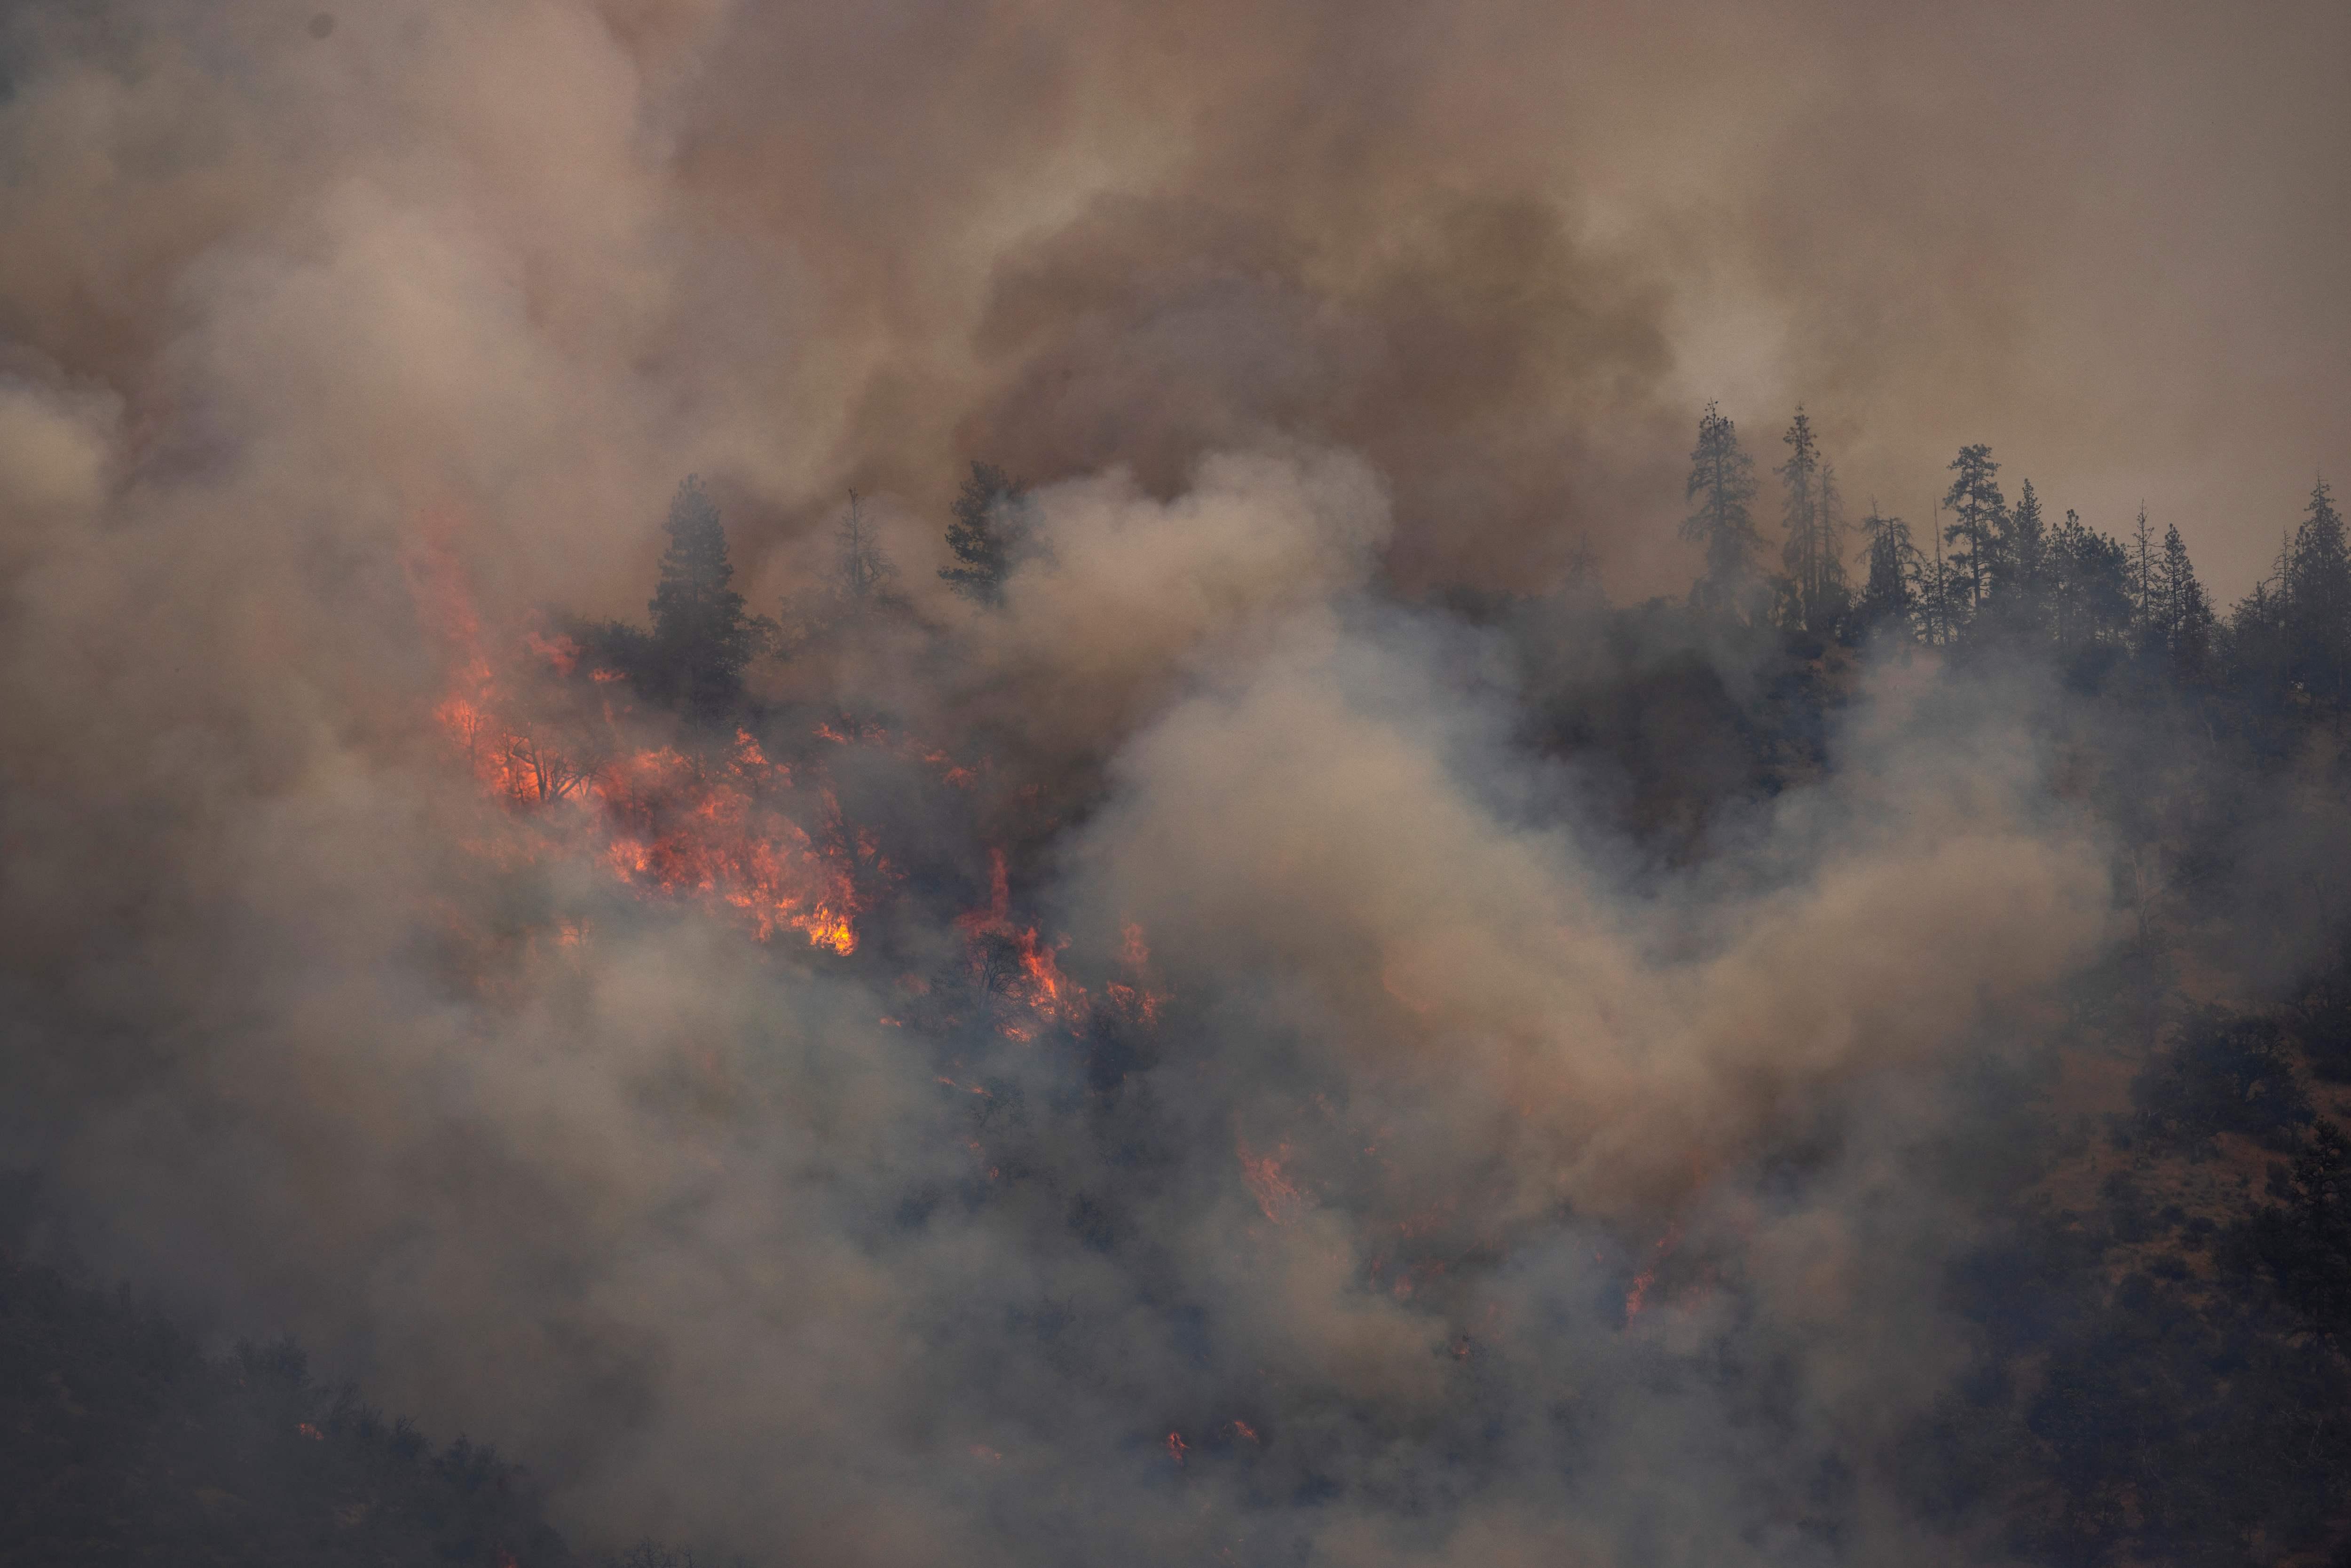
[17,402,2351,1565]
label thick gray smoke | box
[0,1,2341,1563]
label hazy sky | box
[2,0,2343,607]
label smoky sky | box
[2,0,2341,607]
[0,2,2345,1565]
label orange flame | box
[1624,1221,1683,1321]
[955,848,1123,1031]
[1236,1138,1306,1225]
[414,544,876,953]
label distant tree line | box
[577,418,2338,743]
[1679,402,2348,710]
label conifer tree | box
[647,475,755,722]
[2284,479,2351,704]
[940,461,1026,604]
[2128,504,2159,639]
[1994,478,2050,632]
[2227,552,2292,694]
[2047,506,2133,653]
[1922,501,1959,645]
[1941,444,2007,613]
[1681,402,1763,621]
[1776,409,1848,634]
[1850,504,1920,642]
[2006,478,2048,586]
[2153,520,2214,678]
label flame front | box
[953,849,1163,1036]
[413,543,876,954]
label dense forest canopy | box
[3,3,2351,1568]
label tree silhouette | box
[2152,520,2214,679]
[1682,402,1763,621]
[1985,477,2050,638]
[1776,408,1847,635]
[647,476,755,722]
[2127,504,2158,638]
[2284,479,2351,705]
[939,462,1026,604]
[2041,508,2123,654]
[1850,504,1920,642]
[1941,444,2006,614]
[834,490,898,617]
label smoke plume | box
[0,1,2343,1563]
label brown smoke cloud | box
[9,0,2333,609]
[667,0,2346,595]
[0,0,2341,1562]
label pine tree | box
[2227,561,2291,696]
[1922,501,1958,646]
[1817,463,1850,619]
[1850,504,1920,643]
[2128,504,2158,643]
[2047,506,2133,653]
[647,475,755,722]
[2153,520,2214,679]
[939,461,1026,604]
[1776,409,1848,635]
[2284,478,2351,704]
[1941,444,2007,614]
[1681,402,1763,621]
[1988,477,2049,636]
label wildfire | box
[1624,1221,1683,1321]
[411,540,879,954]
[594,738,867,953]
[956,850,1077,1020]
[951,850,1165,1039]
[1236,1138,1307,1225]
